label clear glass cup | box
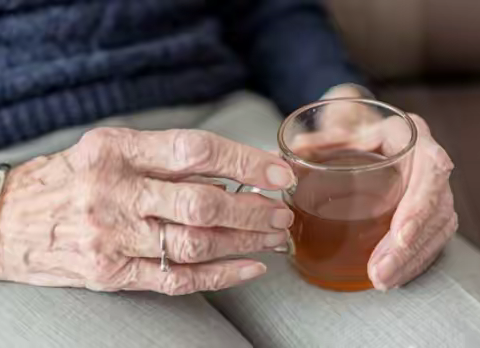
[238,98,417,292]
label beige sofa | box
[327,0,480,248]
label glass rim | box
[277,98,418,172]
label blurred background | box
[326,0,480,249]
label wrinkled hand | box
[369,115,457,291]
[0,128,295,295]
[296,84,458,291]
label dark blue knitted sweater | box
[0,0,361,148]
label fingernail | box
[370,267,389,292]
[239,263,267,281]
[266,164,294,187]
[372,277,388,293]
[271,209,294,229]
[372,254,398,289]
[264,232,288,248]
[397,221,417,248]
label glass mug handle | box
[235,184,296,256]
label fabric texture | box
[208,246,480,348]
[0,284,252,348]
[0,0,361,148]
[0,91,480,347]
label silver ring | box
[159,226,171,272]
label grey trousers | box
[1,92,480,348]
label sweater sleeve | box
[216,0,365,115]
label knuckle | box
[235,231,263,252]
[401,233,424,259]
[418,135,453,175]
[79,128,114,150]
[119,259,141,288]
[231,149,249,181]
[409,250,432,279]
[175,228,214,263]
[171,130,215,171]
[430,144,454,173]
[87,258,140,293]
[440,152,454,173]
[176,186,221,226]
[163,269,195,296]
[203,272,227,291]
[77,127,126,163]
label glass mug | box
[238,98,418,292]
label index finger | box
[126,129,295,190]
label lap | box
[0,283,251,348]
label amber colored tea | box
[288,150,402,291]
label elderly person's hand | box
[295,84,458,291]
[0,128,295,295]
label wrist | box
[0,163,13,279]
[0,156,60,280]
